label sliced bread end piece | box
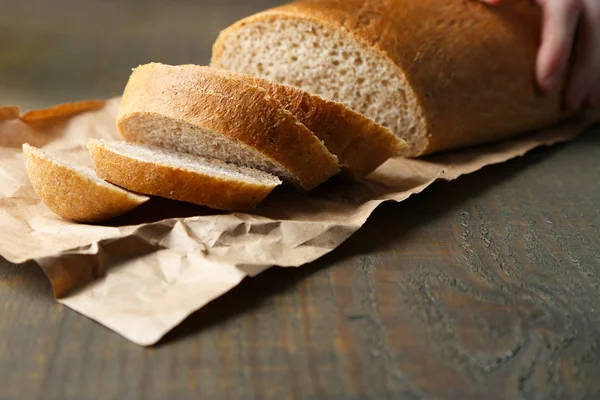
[22,144,149,223]
[117,63,340,191]
[87,139,282,211]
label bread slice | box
[207,68,406,178]
[117,63,340,191]
[211,0,566,157]
[87,139,282,211]
[22,144,149,223]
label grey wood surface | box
[1,1,600,399]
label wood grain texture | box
[1,1,600,399]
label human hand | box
[480,0,600,110]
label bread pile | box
[23,0,564,223]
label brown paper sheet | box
[0,97,597,345]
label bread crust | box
[0,106,20,121]
[215,69,406,178]
[20,100,105,123]
[212,0,568,156]
[22,144,148,223]
[87,139,281,211]
[118,63,340,190]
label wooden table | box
[1,1,600,398]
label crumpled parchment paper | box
[0,97,596,345]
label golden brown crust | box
[87,139,280,211]
[0,106,20,121]
[213,0,568,156]
[214,69,406,178]
[118,63,340,190]
[22,144,149,223]
[20,100,105,123]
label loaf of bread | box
[23,144,149,222]
[27,1,563,222]
[211,0,567,157]
[88,139,282,211]
[208,68,406,178]
[117,63,340,191]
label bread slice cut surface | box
[117,62,340,190]
[87,139,282,211]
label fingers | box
[536,0,581,93]
[480,0,598,111]
[566,0,600,110]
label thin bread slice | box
[210,68,406,179]
[211,0,566,157]
[87,139,282,211]
[117,62,340,191]
[22,144,149,223]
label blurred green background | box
[0,0,284,109]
